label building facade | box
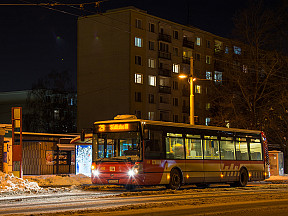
[77,6,242,130]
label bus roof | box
[93,119,262,135]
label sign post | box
[12,107,23,178]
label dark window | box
[173,81,178,90]
[135,56,142,65]
[135,110,142,119]
[136,19,142,29]
[135,92,142,102]
[149,23,155,32]
[173,115,179,123]
[148,94,154,103]
[173,98,178,106]
[173,30,179,39]
[149,41,155,50]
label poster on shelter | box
[76,145,92,177]
[46,150,54,165]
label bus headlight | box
[128,168,138,177]
[92,169,100,176]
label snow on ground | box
[1,171,288,197]
[24,174,91,187]
[0,172,91,196]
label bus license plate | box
[108,179,119,184]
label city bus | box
[91,115,269,190]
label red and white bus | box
[91,115,270,190]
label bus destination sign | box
[95,122,139,133]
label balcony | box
[159,86,171,94]
[183,38,194,49]
[158,51,171,60]
[158,68,171,77]
[182,57,190,64]
[158,33,171,43]
[214,49,225,57]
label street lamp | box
[179,56,195,125]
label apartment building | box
[77,6,241,130]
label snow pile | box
[0,172,42,194]
[24,174,91,187]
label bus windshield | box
[93,132,141,161]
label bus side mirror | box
[80,129,85,141]
[144,129,149,139]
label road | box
[1,184,288,215]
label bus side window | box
[165,134,184,159]
[235,138,249,160]
[203,136,219,160]
[250,139,262,160]
[144,130,165,159]
[185,137,203,159]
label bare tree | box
[209,1,288,170]
[24,70,77,133]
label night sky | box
[0,0,262,92]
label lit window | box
[206,56,211,64]
[136,19,142,29]
[148,112,155,120]
[148,58,156,68]
[206,71,212,80]
[234,46,241,55]
[243,65,248,73]
[206,103,211,110]
[148,75,156,86]
[54,110,60,120]
[214,71,222,84]
[135,37,142,47]
[195,85,201,94]
[135,73,143,84]
[205,117,211,126]
[225,46,229,54]
[196,37,201,46]
[173,64,180,73]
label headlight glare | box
[93,169,100,176]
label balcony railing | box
[159,51,171,60]
[158,33,171,43]
[158,68,171,77]
[183,38,194,49]
[159,86,171,94]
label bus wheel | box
[166,169,181,190]
[230,168,249,187]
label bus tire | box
[230,168,249,187]
[166,168,182,190]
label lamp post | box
[179,56,195,125]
